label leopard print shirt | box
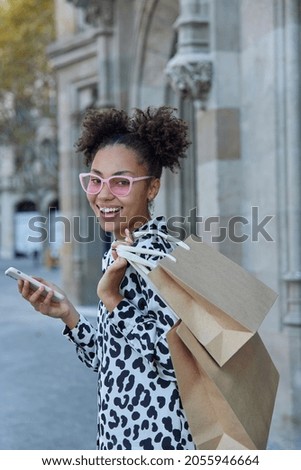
[64,216,195,450]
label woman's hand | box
[18,277,80,329]
[97,228,134,312]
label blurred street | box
[0,257,97,450]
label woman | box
[18,106,195,450]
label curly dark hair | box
[75,106,190,178]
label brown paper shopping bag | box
[149,235,278,365]
[167,321,279,450]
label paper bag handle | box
[116,229,189,278]
[133,230,190,250]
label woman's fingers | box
[111,230,134,260]
[16,277,78,326]
[124,228,134,243]
[19,280,45,309]
[18,279,35,298]
[17,279,24,294]
[18,279,57,314]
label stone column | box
[165,0,213,109]
[274,0,301,446]
[277,0,301,326]
[164,0,213,234]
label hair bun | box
[130,106,190,172]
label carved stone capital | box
[165,53,213,107]
[67,0,114,27]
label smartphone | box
[5,267,65,302]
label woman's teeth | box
[101,207,121,214]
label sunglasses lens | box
[108,177,131,196]
[81,175,102,194]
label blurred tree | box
[0,0,55,150]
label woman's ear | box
[147,178,160,202]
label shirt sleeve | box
[62,314,99,372]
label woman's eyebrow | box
[90,169,135,176]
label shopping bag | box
[117,232,278,365]
[167,321,279,450]
[147,235,278,365]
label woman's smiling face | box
[87,144,160,238]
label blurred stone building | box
[0,117,59,260]
[48,0,301,449]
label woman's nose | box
[95,181,114,199]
